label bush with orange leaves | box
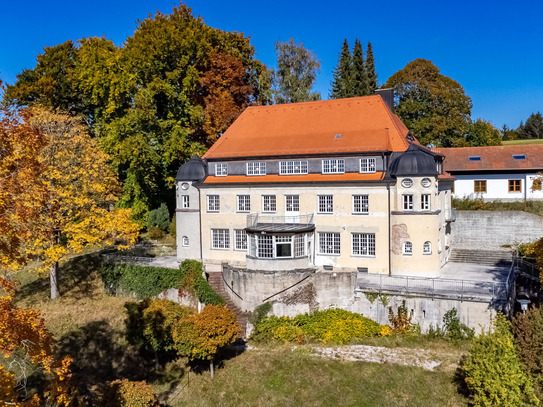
[0,276,73,406]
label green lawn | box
[502,139,543,145]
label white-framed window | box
[234,229,247,251]
[294,234,305,257]
[211,229,229,249]
[318,232,340,255]
[215,163,228,176]
[262,195,276,212]
[318,195,333,213]
[182,236,189,247]
[285,195,300,212]
[353,195,369,214]
[402,194,413,211]
[423,241,432,255]
[246,161,266,176]
[207,195,220,212]
[360,158,376,173]
[257,235,273,258]
[403,241,413,256]
[182,195,190,209]
[352,233,375,256]
[322,159,345,174]
[421,194,431,211]
[280,160,308,175]
[237,195,251,212]
[275,235,293,257]
[248,234,308,258]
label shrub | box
[169,214,176,237]
[442,308,474,340]
[513,306,543,399]
[101,379,159,407]
[250,309,385,345]
[462,313,538,407]
[250,302,273,326]
[147,226,164,239]
[147,203,170,232]
[179,260,224,305]
[388,301,413,334]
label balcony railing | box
[444,208,456,222]
[246,213,315,233]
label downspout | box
[198,184,203,262]
[387,181,391,276]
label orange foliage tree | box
[0,277,73,405]
[0,101,139,298]
[174,304,240,378]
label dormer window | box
[280,160,308,175]
[215,163,228,176]
[468,156,481,161]
[360,158,376,173]
[322,159,345,174]
[513,154,526,160]
[247,161,266,176]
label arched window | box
[182,236,189,247]
[403,241,413,255]
[423,241,432,255]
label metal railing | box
[246,212,314,228]
[444,208,457,222]
[355,270,512,302]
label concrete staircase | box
[449,249,512,266]
[206,271,250,338]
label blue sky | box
[1,0,542,129]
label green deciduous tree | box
[273,38,321,103]
[466,119,502,146]
[330,39,353,99]
[384,58,472,147]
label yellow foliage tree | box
[0,277,73,405]
[0,101,139,298]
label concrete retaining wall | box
[453,210,543,249]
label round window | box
[401,178,413,188]
[181,182,190,190]
[421,178,432,188]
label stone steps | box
[449,249,512,266]
[206,271,249,338]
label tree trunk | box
[50,261,60,299]
[210,359,214,379]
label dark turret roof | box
[390,143,438,177]
[176,154,206,181]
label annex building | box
[434,145,543,201]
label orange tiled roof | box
[203,96,411,159]
[432,145,543,172]
[203,172,385,184]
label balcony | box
[444,208,457,222]
[246,213,315,233]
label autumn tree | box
[173,304,240,378]
[0,277,73,405]
[465,119,502,146]
[330,39,353,99]
[0,105,139,299]
[273,37,321,103]
[384,58,472,147]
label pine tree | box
[352,39,369,96]
[330,39,353,99]
[365,42,378,93]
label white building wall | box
[453,172,543,201]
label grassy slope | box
[502,139,543,145]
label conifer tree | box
[330,39,353,99]
[365,42,378,93]
[352,39,369,96]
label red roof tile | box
[203,96,411,159]
[432,145,543,172]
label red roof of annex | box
[203,95,412,159]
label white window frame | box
[275,235,293,258]
[215,163,228,177]
[262,195,276,212]
[421,194,431,211]
[211,229,230,250]
[182,236,189,247]
[353,195,369,214]
[207,195,220,212]
[285,195,300,212]
[402,194,413,211]
[182,195,190,209]
[322,159,345,174]
[246,161,266,176]
[403,241,413,256]
[237,195,251,212]
[318,195,334,213]
[234,229,248,251]
[318,232,341,255]
[351,233,376,256]
[257,235,273,258]
[423,241,432,255]
[280,160,308,175]
[360,158,376,173]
